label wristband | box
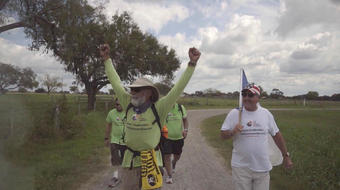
[104,137,109,140]
[184,128,189,132]
[188,61,197,67]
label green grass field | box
[0,94,111,190]
[200,110,340,190]
[178,96,340,109]
[1,93,339,189]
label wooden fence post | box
[54,105,60,130]
[10,109,14,137]
[105,101,108,112]
[78,96,81,115]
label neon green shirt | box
[106,109,125,145]
[166,104,187,140]
[105,58,195,167]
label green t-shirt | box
[106,109,125,145]
[105,58,195,168]
[166,104,187,140]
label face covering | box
[131,95,146,107]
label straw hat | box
[127,78,160,102]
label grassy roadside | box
[200,110,340,190]
[1,112,109,190]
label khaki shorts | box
[120,167,161,190]
[110,143,126,166]
[232,166,270,190]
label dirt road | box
[79,109,233,190]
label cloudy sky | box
[1,0,340,96]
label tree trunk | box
[0,21,27,33]
[87,86,97,111]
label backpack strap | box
[123,103,134,121]
[123,103,163,170]
[151,103,162,131]
[121,103,134,144]
[177,103,184,118]
[126,146,141,170]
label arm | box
[101,44,130,110]
[182,117,189,139]
[105,123,112,147]
[220,124,243,139]
[272,132,293,169]
[157,48,201,123]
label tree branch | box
[0,0,10,11]
[97,80,110,90]
[0,21,27,33]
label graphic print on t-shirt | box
[241,120,266,137]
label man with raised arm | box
[100,44,200,189]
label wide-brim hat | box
[127,78,160,102]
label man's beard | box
[131,96,146,107]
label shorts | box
[110,143,126,166]
[161,138,184,155]
[121,167,161,190]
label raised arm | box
[100,44,130,110]
[157,48,201,123]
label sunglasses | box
[131,88,143,93]
[242,91,255,98]
[115,103,121,106]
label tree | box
[35,88,46,93]
[2,0,180,110]
[69,85,79,94]
[154,78,174,96]
[203,88,222,96]
[195,91,203,97]
[108,89,115,95]
[232,91,240,98]
[0,0,64,34]
[305,91,319,100]
[41,74,63,94]
[331,93,340,101]
[261,91,269,98]
[18,87,28,93]
[270,88,284,99]
[0,62,39,93]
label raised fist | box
[188,47,201,64]
[99,44,110,61]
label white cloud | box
[1,0,340,96]
[0,38,75,90]
[276,0,340,36]
[280,32,340,74]
[199,15,262,56]
[90,0,189,33]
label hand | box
[182,130,188,139]
[105,139,110,147]
[232,124,243,135]
[100,44,110,61]
[188,47,201,64]
[283,156,293,169]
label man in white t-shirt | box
[220,85,293,190]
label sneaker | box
[165,176,173,184]
[108,177,121,188]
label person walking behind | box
[161,103,188,184]
[105,98,126,188]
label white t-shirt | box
[221,106,279,172]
